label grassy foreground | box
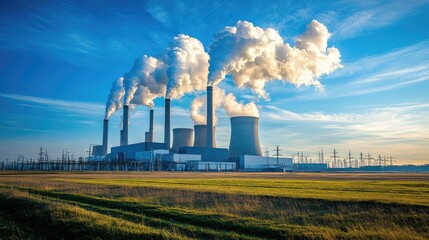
[0,172,428,239]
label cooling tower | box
[122,105,129,145]
[229,116,262,157]
[206,86,214,148]
[172,128,194,150]
[102,119,108,155]
[164,99,171,149]
[194,125,216,147]
[149,109,154,142]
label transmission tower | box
[331,149,338,168]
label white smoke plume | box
[190,86,259,124]
[190,86,225,125]
[123,55,167,107]
[165,34,209,99]
[223,93,259,118]
[105,77,125,119]
[208,20,342,97]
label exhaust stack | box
[122,105,129,145]
[164,99,171,149]
[102,119,108,155]
[149,109,154,142]
[206,86,214,148]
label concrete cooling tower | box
[194,125,216,147]
[229,116,262,157]
[172,128,194,150]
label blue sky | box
[0,0,428,164]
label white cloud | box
[0,93,104,116]
[260,102,429,163]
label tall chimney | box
[206,86,214,148]
[164,99,171,149]
[102,119,108,155]
[120,129,123,146]
[122,105,129,145]
[149,109,154,142]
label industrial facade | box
[94,86,326,172]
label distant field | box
[0,172,428,239]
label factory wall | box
[161,153,201,163]
[110,142,166,160]
[186,161,236,172]
[92,145,104,157]
[135,149,169,161]
[178,147,229,162]
[239,155,293,171]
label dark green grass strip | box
[40,195,259,240]
[23,187,328,240]
[0,189,187,240]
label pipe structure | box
[102,119,108,155]
[172,128,194,150]
[206,86,214,148]
[164,99,171,149]
[228,116,262,157]
[122,105,129,145]
[149,109,154,142]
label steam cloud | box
[208,20,342,97]
[165,34,209,99]
[105,77,125,119]
[190,86,259,124]
[122,34,208,109]
[190,86,225,125]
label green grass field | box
[0,172,428,239]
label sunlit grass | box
[0,172,428,239]
[58,177,429,206]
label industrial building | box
[93,85,323,172]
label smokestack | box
[206,86,214,148]
[102,119,108,155]
[172,128,194,150]
[149,109,154,142]
[122,105,129,145]
[194,125,216,147]
[164,99,171,149]
[120,129,123,146]
[229,116,262,157]
[145,132,150,142]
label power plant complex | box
[92,85,300,172]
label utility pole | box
[348,151,352,168]
[367,153,373,166]
[359,152,364,167]
[321,149,324,163]
[272,146,281,171]
[331,149,338,168]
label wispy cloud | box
[273,40,429,102]
[0,93,104,116]
[331,1,429,39]
[260,102,429,162]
